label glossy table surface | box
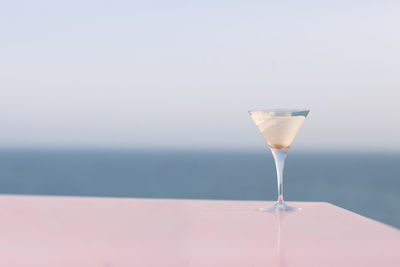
[1,195,399,266]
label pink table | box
[1,195,399,266]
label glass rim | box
[248,108,310,116]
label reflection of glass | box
[277,212,287,267]
[275,210,290,267]
[249,109,309,211]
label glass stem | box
[271,148,287,204]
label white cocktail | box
[249,109,309,211]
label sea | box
[0,149,399,228]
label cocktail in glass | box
[249,109,309,211]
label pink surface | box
[0,195,399,266]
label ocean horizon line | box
[0,145,399,154]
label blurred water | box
[0,149,399,228]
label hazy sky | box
[1,1,400,150]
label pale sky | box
[1,0,400,150]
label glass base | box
[259,202,300,212]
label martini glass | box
[249,108,309,211]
